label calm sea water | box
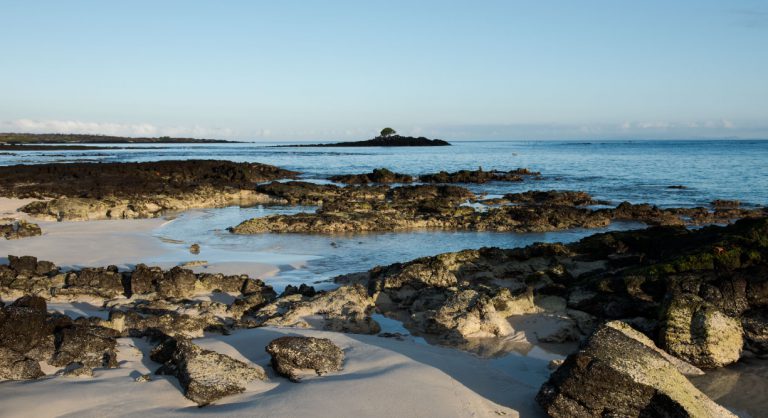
[4,140,767,416]
[3,140,767,207]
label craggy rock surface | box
[240,285,381,335]
[231,183,766,234]
[336,217,768,359]
[230,186,618,234]
[501,190,606,206]
[153,337,266,406]
[0,295,118,380]
[0,160,298,220]
[329,168,414,184]
[1,220,42,240]
[660,293,743,368]
[266,336,344,382]
[536,321,736,418]
[254,181,388,206]
[418,168,540,183]
[0,257,278,339]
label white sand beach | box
[0,327,553,417]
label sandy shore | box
[0,197,38,220]
[0,198,283,281]
[0,327,552,417]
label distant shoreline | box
[0,133,239,144]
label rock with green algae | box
[660,293,743,369]
[536,321,736,418]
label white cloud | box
[0,119,235,139]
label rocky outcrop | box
[49,324,119,369]
[265,336,344,382]
[0,160,298,200]
[0,347,45,380]
[335,217,768,360]
[61,266,125,299]
[102,309,212,339]
[0,160,298,220]
[419,168,539,183]
[153,338,266,406]
[1,257,275,304]
[329,168,413,184]
[230,200,613,234]
[243,285,380,334]
[232,181,766,234]
[20,189,281,221]
[536,321,736,418]
[502,190,604,206]
[1,220,41,240]
[336,247,564,343]
[254,181,387,206]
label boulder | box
[129,264,163,295]
[536,321,736,418]
[156,267,197,299]
[64,266,125,298]
[0,220,42,240]
[265,336,344,382]
[49,325,119,369]
[414,288,535,342]
[742,310,768,353]
[0,295,49,354]
[0,347,44,380]
[197,273,247,293]
[660,293,743,368]
[103,310,209,339]
[154,338,266,406]
[329,168,414,184]
[8,255,40,275]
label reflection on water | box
[150,205,646,291]
[691,357,768,418]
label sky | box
[1,0,767,141]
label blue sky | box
[1,1,766,140]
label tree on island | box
[380,127,396,138]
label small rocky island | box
[280,127,451,147]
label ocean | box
[3,140,767,207]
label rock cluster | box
[0,295,118,380]
[328,167,541,185]
[265,336,345,382]
[231,184,766,234]
[329,168,414,184]
[501,190,606,206]
[0,256,275,303]
[419,168,540,183]
[336,217,768,366]
[0,220,41,239]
